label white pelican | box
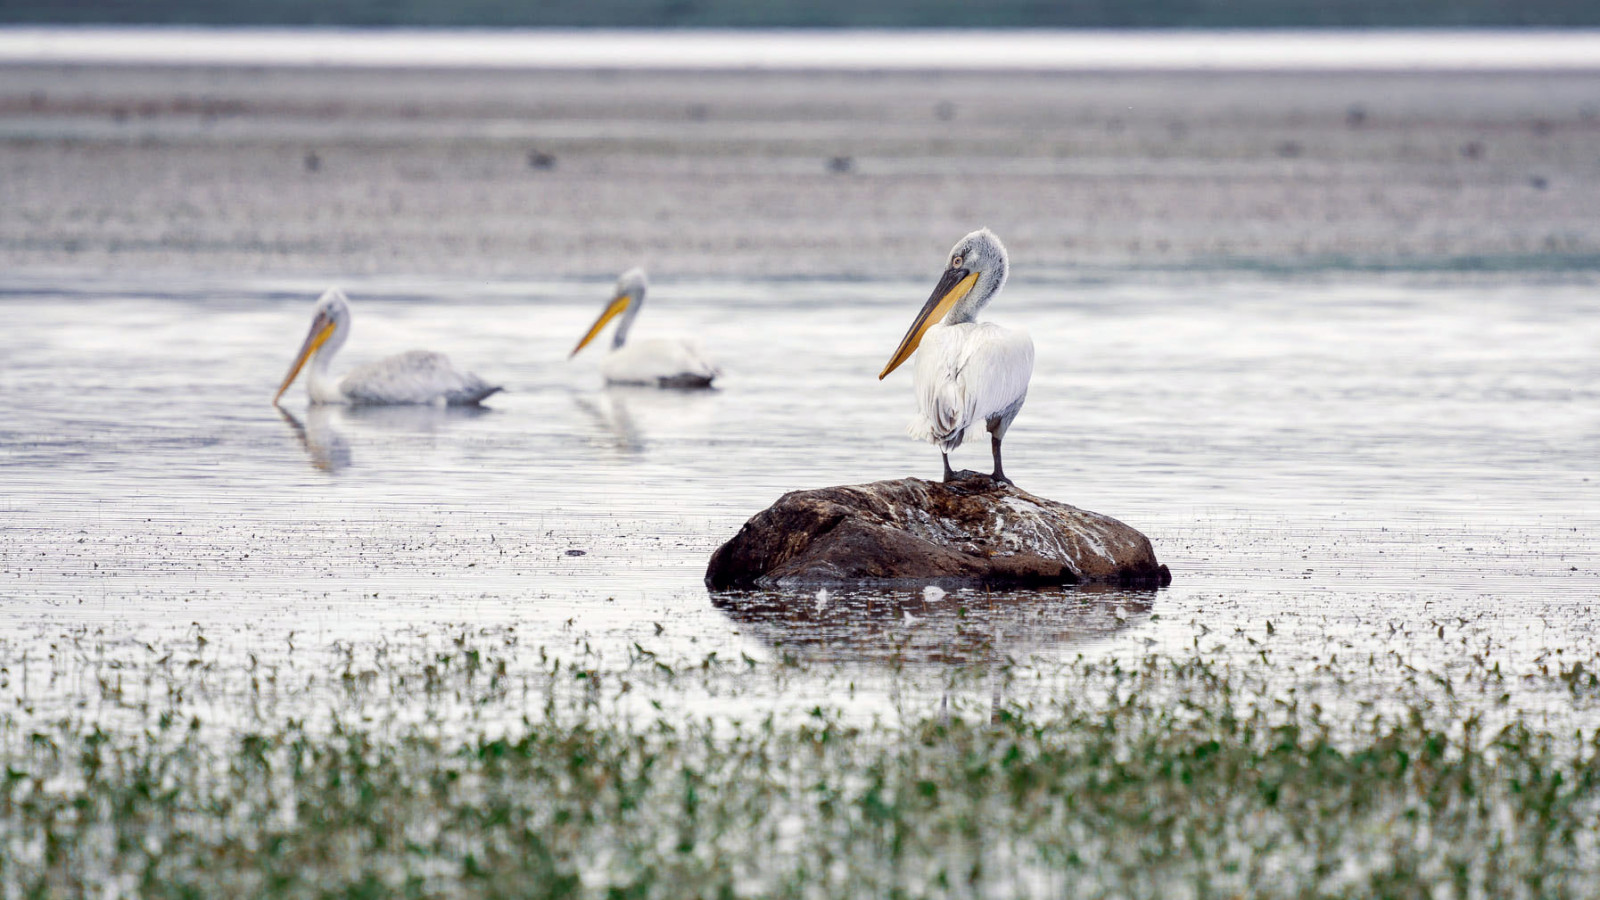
[569,268,718,388]
[879,228,1034,484]
[272,288,502,407]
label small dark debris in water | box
[1529,176,1549,190]
[1460,141,1485,160]
[528,150,557,170]
[303,152,320,172]
[687,103,709,121]
[565,549,587,556]
[827,156,853,173]
[1532,119,1554,137]
[934,100,956,121]
[1276,141,1303,158]
[1345,105,1367,127]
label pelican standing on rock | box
[570,268,718,388]
[272,288,502,406]
[879,229,1034,484]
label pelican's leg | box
[986,413,1018,486]
[989,434,1013,485]
[942,452,957,483]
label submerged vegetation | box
[3,624,1599,899]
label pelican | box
[272,288,501,406]
[879,229,1034,484]
[569,268,718,388]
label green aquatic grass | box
[3,631,1599,899]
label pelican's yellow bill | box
[878,269,978,379]
[273,318,337,405]
[570,295,631,357]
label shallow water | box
[2,272,1599,726]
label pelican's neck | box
[946,263,1008,325]
[307,331,347,403]
[612,292,645,350]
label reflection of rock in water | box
[573,390,646,454]
[712,584,1154,665]
[278,406,351,473]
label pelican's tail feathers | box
[906,419,930,443]
[657,373,716,389]
[906,417,966,453]
[451,382,504,406]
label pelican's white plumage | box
[335,349,500,406]
[908,322,1035,449]
[571,268,718,388]
[881,229,1034,483]
[600,338,718,387]
[273,288,501,407]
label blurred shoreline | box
[5,28,1600,70]
[1,53,1597,279]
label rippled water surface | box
[3,272,1599,721]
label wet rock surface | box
[705,474,1171,589]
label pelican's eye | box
[951,254,963,269]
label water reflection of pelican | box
[712,585,1154,665]
[572,390,647,454]
[277,403,493,473]
[277,406,351,473]
[338,403,494,433]
[572,385,718,455]
[273,288,501,407]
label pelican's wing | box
[601,337,719,386]
[340,350,502,406]
[910,323,1034,448]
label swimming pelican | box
[569,268,718,388]
[879,228,1034,484]
[272,288,502,407]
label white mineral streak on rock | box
[1075,519,1117,563]
[999,496,1074,559]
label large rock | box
[705,475,1171,589]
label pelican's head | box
[273,288,352,405]
[879,229,1009,379]
[571,267,649,357]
